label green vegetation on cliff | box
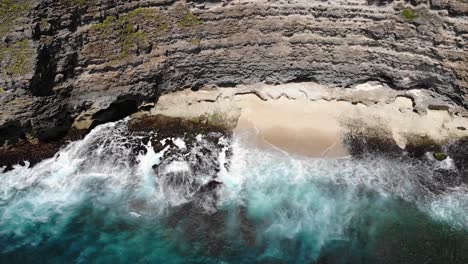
[93,16,118,35]
[401,8,419,21]
[174,4,202,29]
[90,5,202,60]
[126,8,169,30]
[177,10,202,28]
[0,0,29,37]
[0,39,33,76]
[0,1,33,79]
[191,37,201,46]
[92,8,168,59]
[0,0,33,77]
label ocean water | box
[0,121,467,263]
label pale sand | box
[141,82,468,157]
[234,95,348,157]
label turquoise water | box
[0,122,467,263]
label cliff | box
[0,0,467,147]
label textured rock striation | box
[0,0,467,147]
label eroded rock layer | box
[0,0,467,144]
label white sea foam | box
[173,138,187,150]
[0,120,196,249]
[0,120,466,254]
[220,133,468,231]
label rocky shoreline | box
[1,0,468,183]
[2,82,468,190]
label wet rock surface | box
[128,114,231,200]
[1,112,229,163]
[343,122,468,191]
[0,115,232,219]
[0,127,87,172]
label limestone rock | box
[0,0,467,145]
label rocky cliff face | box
[0,0,467,146]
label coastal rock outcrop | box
[0,0,467,157]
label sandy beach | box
[234,95,349,157]
[145,82,468,157]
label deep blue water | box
[0,122,467,263]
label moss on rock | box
[433,152,447,161]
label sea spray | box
[0,122,467,263]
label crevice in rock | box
[285,74,317,84]
[367,0,394,6]
[346,78,391,89]
[69,8,81,32]
[217,81,238,88]
[90,96,148,129]
[30,46,56,96]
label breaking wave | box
[0,121,467,263]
